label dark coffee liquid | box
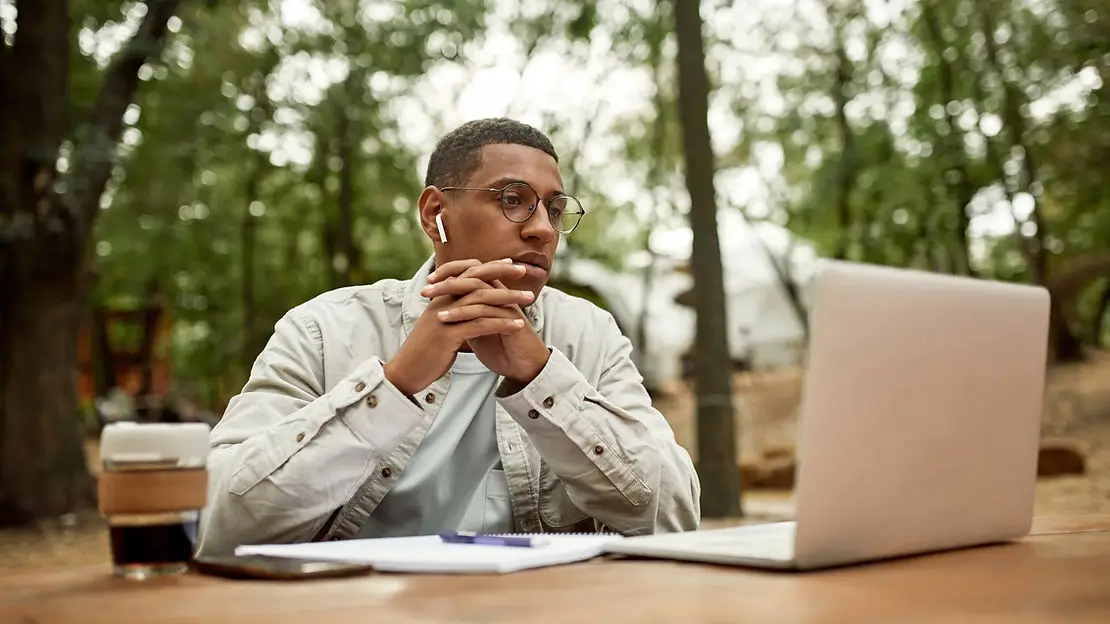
[109,520,198,566]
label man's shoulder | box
[538,285,619,328]
[284,278,409,327]
[537,285,632,375]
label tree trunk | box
[0,0,182,525]
[967,1,1078,360]
[1045,250,1110,361]
[1093,281,1110,348]
[767,237,809,339]
[0,274,94,524]
[312,127,340,289]
[636,36,668,381]
[976,0,1048,283]
[0,0,84,526]
[917,185,945,272]
[90,306,116,397]
[336,75,358,287]
[137,288,161,400]
[921,1,976,277]
[241,63,276,372]
[1050,303,1085,363]
[672,0,742,517]
[824,3,857,261]
[241,157,261,375]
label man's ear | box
[417,186,444,243]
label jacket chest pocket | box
[482,468,513,533]
[536,462,592,529]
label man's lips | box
[510,252,550,277]
[513,261,549,278]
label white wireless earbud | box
[435,213,448,243]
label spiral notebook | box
[235,533,625,574]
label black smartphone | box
[190,554,376,581]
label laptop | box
[606,260,1051,570]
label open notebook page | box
[235,533,625,574]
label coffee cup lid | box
[99,422,211,467]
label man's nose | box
[521,202,557,242]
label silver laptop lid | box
[791,261,1050,569]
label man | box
[196,118,700,556]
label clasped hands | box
[382,259,551,397]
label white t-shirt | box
[356,352,513,537]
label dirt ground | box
[2,351,1108,573]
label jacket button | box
[380,467,393,478]
[424,392,436,404]
[295,433,305,443]
[527,409,540,419]
[593,445,604,455]
[355,381,366,392]
[542,396,554,409]
[366,395,378,408]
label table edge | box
[1,514,1107,583]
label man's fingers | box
[427,258,516,284]
[435,288,532,324]
[421,270,530,299]
[437,304,519,324]
[454,287,533,308]
[422,277,494,299]
[452,317,525,341]
[485,279,528,314]
[457,262,527,284]
[426,258,527,286]
[426,259,482,283]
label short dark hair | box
[424,118,559,188]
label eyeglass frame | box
[438,181,587,234]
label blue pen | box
[439,531,547,547]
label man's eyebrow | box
[484,177,566,196]
[484,177,528,189]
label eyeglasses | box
[439,181,586,234]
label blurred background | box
[2,0,1108,569]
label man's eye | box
[502,193,524,206]
[547,197,568,216]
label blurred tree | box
[94,0,491,403]
[745,0,1110,362]
[0,0,183,525]
[4,0,1110,527]
[671,0,742,517]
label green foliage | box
[739,0,1110,275]
[82,0,492,404]
[71,0,1110,408]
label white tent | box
[556,211,822,387]
[559,254,696,384]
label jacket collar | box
[398,255,545,340]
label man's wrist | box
[383,359,419,398]
[503,346,551,393]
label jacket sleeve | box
[195,311,425,557]
[496,313,701,536]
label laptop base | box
[605,522,798,570]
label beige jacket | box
[196,256,700,556]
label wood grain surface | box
[3,515,1109,624]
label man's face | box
[419,143,565,297]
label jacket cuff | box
[336,357,425,450]
[496,347,589,430]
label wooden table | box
[3,515,1110,623]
